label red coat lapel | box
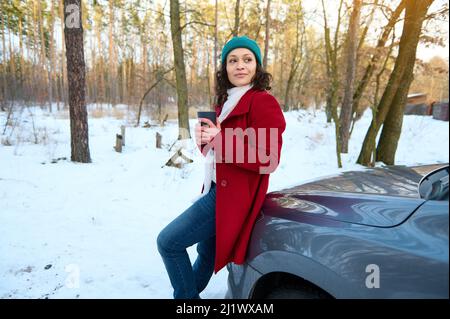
[215,89,257,124]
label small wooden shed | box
[432,101,449,121]
[407,93,428,105]
[404,93,431,115]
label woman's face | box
[226,48,257,87]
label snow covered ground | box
[0,104,448,299]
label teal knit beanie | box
[221,36,262,66]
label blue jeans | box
[157,182,216,299]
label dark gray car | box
[226,164,449,299]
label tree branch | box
[180,20,215,31]
[163,77,176,89]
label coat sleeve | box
[225,92,286,174]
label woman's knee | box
[156,228,173,255]
[197,237,215,259]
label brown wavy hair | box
[215,63,273,106]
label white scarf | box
[192,84,252,202]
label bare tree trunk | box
[376,0,433,165]
[126,59,130,105]
[356,0,378,56]
[284,2,303,112]
[190,38,197,89]
[203,2,218,106]
[213,0,218,99]
[357,0,433,166]
[0,7,7,105]
[349,31,394,141]
[49,0,57,111]
[273,35,279,95]
[332,105,343,168]
[142,37,148,105]
[60,0,67,108]
[294,50,310,108]
[32,1,40,103]
[127,57,134,106]
[17,14,24,100]
[375,73,410,164]
[323,21,334,122]
[170,0,190,139]
[322,0,344,166]
[232,0,240,36]
[122,58,126,104]
[263,0,271,69]
[64,0,91,163]
[339,0,361,153]
[278,38,285,103]
[251,5,263,41]
[361,37,395,167]
[351,0,406,121]
[108,1,118,106]
[98,56,105,105]
[283,70,296,112]
[93,1,105,105]
[321,0,343,124]
[90,36,97,105]
[7,15,16,101]
[37,0,51,111]
[206,31,213,107]
[24,10,34,102]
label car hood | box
[285,165,446,197]
[262,165,442,227]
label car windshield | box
[418,165,449,201]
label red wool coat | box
[199,88,286,273]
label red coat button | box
[221,180,228,187]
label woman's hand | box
[195,118,221,146]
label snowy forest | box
[0,0,448,299]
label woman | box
[157,36,286,299]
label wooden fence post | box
[156,132,162,149]
[121,125,126,146]
[114,134,123,153]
